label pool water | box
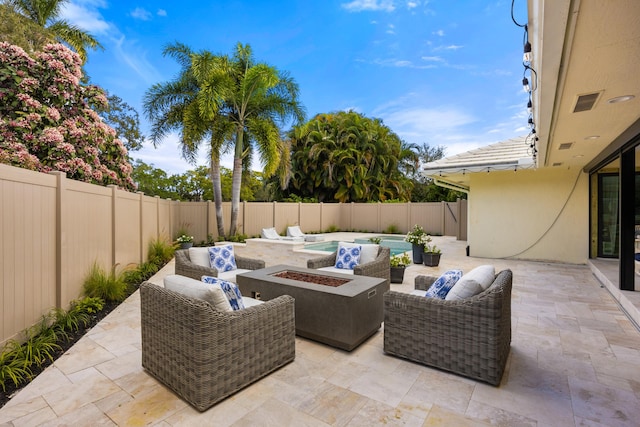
[305,235,410,257]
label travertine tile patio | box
[1,235,640,426]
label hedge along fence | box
[1,163,467,346]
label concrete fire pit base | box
[237,265,388,351]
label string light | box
[513,0,537,163]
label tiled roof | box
[422,136,536,175]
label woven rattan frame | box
[383,269,512,386]
[306,246,391,286]
[174,248,265,280]
[140,282,295,411]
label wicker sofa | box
[307,245,391,286]
[140,281,295,411]
[383,269,512,386]
[174,248,265,281]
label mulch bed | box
[273,270,349,287]
[0,298,123,409]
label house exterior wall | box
[468,167,589,264]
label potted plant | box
[422,236,442,267]
[390,252,411,283]
[176,234,194,249]
[405,224,427,264]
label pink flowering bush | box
[0,42,136,190]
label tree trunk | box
[229,128,244,236]
[210,153,224,238]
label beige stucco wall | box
[467,167,589,264]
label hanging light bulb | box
[527,99,532,113]
[522,77,530,92]
[523,41,532,62]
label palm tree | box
[5,0,102,63]
[194,43,305,236]
[143,42,229,237]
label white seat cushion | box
[218,268,251,283]
[164,274,231,311]
[242,296,264,307]
[410,289,428,297]
[188,246,211,267]
[318,266,354,275]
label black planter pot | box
[411,244,424,264]
[422,252,441,267]
[390,266,406,284]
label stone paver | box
[2,235,640,426]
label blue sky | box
[62,0,529,174]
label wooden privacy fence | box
[1,163,466,346]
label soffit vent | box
[573,92,600,112]
[558,142,573,150]
[552,162,563,167]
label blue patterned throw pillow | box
[201,276,245,310]
[335,243,362,270]
[425,269,463,299]
[208,245,237,273]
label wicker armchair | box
[307,246,391,286]
[383,269,512,386]
[140,281,295,411]
[174,248,265,281]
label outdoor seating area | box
[1,235,640,426]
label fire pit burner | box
[272,270,350,287]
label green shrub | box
[384,224,401,234]
[325,225,339,233]
[147,236,175,267]
[83,262,128,302]
[0,342,33,392]
[19,325,60,368]
[71,297,104,316]
[121,266,144,286]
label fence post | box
[108,185,118,269]
[51,171,66,308]
[138,191,144,263]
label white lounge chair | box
[261,227,304,241]
[286,225,325,242]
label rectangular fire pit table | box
[236,265,388,351]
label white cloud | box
[433,29,444,36]
[407,1,419,9]
[371,58,436,69]
[371,98,523,156]
[111,36,163,85]
[421,56,444,62]
[59,1,111,35]
[444,44,463,50]
[341,0,395,12]
[130,7,152,21]
[157,9,167,17]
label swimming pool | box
[305,235,410,257]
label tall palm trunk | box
[210,150,225,238]
[229,127,244,236]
